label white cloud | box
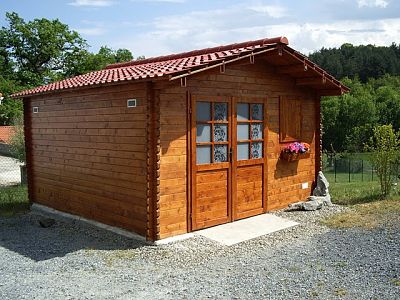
[75,27,107,36]
[357,0,389,8]
[109,2,399,58]
[131,0,185,3]
[264,18,400,54]
[74,20,107,36]
[248,4,288,18]
[68,0,115,7]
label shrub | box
[365,125,400,198]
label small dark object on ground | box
[39,218,56,228]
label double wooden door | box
[190,96,267,230]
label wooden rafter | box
[169,47,277,81]
[277,63,308,74]
[296,77,326,86]
[318,89,345,96]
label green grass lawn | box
[0,185,29,216]
[329,180,384,205]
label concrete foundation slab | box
[195,214,298,246]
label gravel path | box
[0,206,399,300]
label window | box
[236,103,264,160]
[279,96,302,143]
[196,101,229,164]
[127,99,137,108]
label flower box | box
[280,151,310,162]
[280,142,311,162]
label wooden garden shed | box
[12,36,349,241]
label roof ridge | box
[104,36,288,70]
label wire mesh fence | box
[0,153,29,212]
[0,154,24,187]
[323,155,377,183]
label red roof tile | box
[11,36,348,97]
[11,37,288,98]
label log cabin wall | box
[28,82,149,236]
[157,84,189,238]
[158,60,318,239]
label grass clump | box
[390,278,400,286]
[322,198,400,229]
[334,288,348,297]
[322,178,400,229]
[0,185,29,216]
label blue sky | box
[1,0,399,58]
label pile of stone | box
[289,171,332,211]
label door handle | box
[229,147,233,162]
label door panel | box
[191,95,267,231]
[232,99,266,220]
[191,96,232,230]
[235,165,264,219]
[194,169,229,229]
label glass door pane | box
[196,101,229,164]
[236,102,264,160]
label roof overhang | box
[10,36,349,98]
[168,44,349,96]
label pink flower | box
[283,142,310,154]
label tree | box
[365,125,400,198]
[374,85,400,132]
[309,43,400,82]
[321,77,378,152]
[0,76,23,125]
[0,12,88,87]
[65,46,134,77]
[0,12,137,125]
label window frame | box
[279,96,302,143]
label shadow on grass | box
[0,212,149,262]
[329,180,386,206]
[336,192,383,206]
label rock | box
[302,199,323,211]
[288,171,332,210]
[288,199,323,211]
[313,171,329,197]
[308,195,332,207]
[39,218,56,228]
[288,201,306,210]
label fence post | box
[348,158,351,183]
[334,157,337,183]
[361,160,364,182]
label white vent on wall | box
[33,107,39,113]
[127,99,137,108]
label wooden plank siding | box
[157,87,188,238]
[25,57,319,240]
[157,59,318,239]
[28,83,149,236]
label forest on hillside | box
[1,12,399,154]
[309,44,400,153]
